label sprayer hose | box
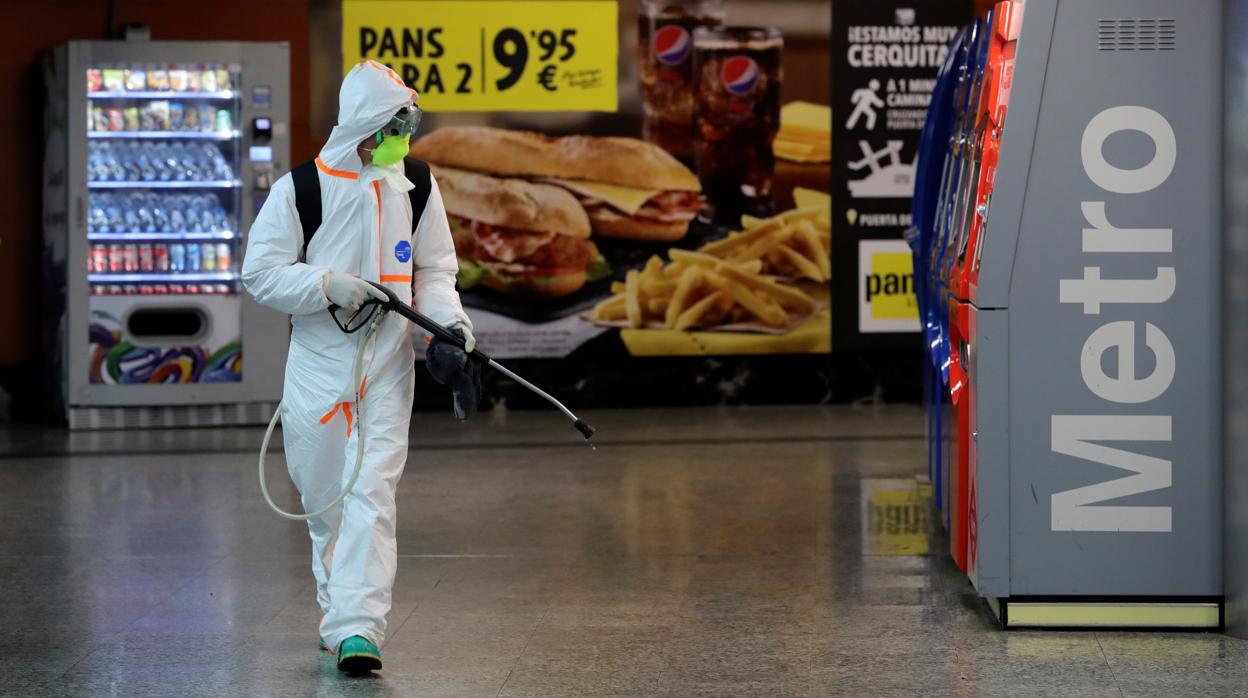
[258,310,381,521]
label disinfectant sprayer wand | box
[362,281,595,440]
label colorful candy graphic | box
[88,321,241,384]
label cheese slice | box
[545,178,663,216]
[780,101,832,136]
[792,187,831,210]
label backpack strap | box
[290,159,322,262]
[403,158,433,229]
[289,158,432,261]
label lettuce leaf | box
[456,260,485,289]
[586,255,613,282]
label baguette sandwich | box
[434,165,604,298]
[413,127,704,242]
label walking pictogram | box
[846,79,885,130]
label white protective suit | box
[242,62,470,651]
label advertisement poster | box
[831,1,970,349]
[344,0,833,359]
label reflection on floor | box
[0,405,1242,696]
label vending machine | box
[916,0,1225,627]
[42,41,291,428]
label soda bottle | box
[139,244,154,272]
[91,245,108,274]
[169,243,185,272]
[638,0,725,164]
[692,26,784,223]
[154,243,170,272]
[216,243,232,272]
[186,242,201,272]
[108,244,124,273]
[201,242,216,271]
[123,243,139,273]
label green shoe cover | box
[337,635,382,674]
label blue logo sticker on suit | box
[394,240,412,262]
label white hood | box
[319,61,418,174]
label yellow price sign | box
[342,0,618,112]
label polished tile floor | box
[1,405,1244,697]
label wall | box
[0,0,310,394]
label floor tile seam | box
[382,570,450,650]
[495,602,553,697]
[1095,633,1127,698]
[0,432,927,460]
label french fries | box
[699,198,832,282]
[589,195,829,333]
[591,247,817,332]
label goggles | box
[375,105,422,143]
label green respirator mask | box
[367,105,422,167]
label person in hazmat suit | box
[242,61,474,674]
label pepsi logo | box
[654,25,691,66]
[722,55,760,96]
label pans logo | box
[1052,106,1177,533]
[858,239,920,333]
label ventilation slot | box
[1098,18,1176,51]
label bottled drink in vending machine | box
[109,244,125,273]
[186,242,201,272]
[90,245,108,273]
[138,244,154,272]
[123,243,140,273]
[169,243,185,272]
[201,242,216,271]
[154,243,170,272]
[216,243,231,272]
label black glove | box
[425,329,482,420]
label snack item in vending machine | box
[169,70,188,91]
[187,70,201,92]
[124,69,147,92]
[122,284,139,295]
[198,105,216,133]
[92,107,109,132]
[107,108,125,132]
[183,104,200,131]
[139,244,154,272]
[108,244,125,273]
[102,69,124,92]
[138,285,154,295]
[186,284,200,295]
[216,69,231,92]
[201,69,217,92]
[154,243,170,272]
[108,284,124,296]
[170,243,185,272]
[170,102,185,131]
[149,69,170,91]
[153,284,169,295]
[214,284,231,295]
[186,242,201,272]
[123,107,140,132]
[149,101,172,131]
[87,69,103,92]
[215,243,231,272]
[91,285,103,296]
[201,243,216,271]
